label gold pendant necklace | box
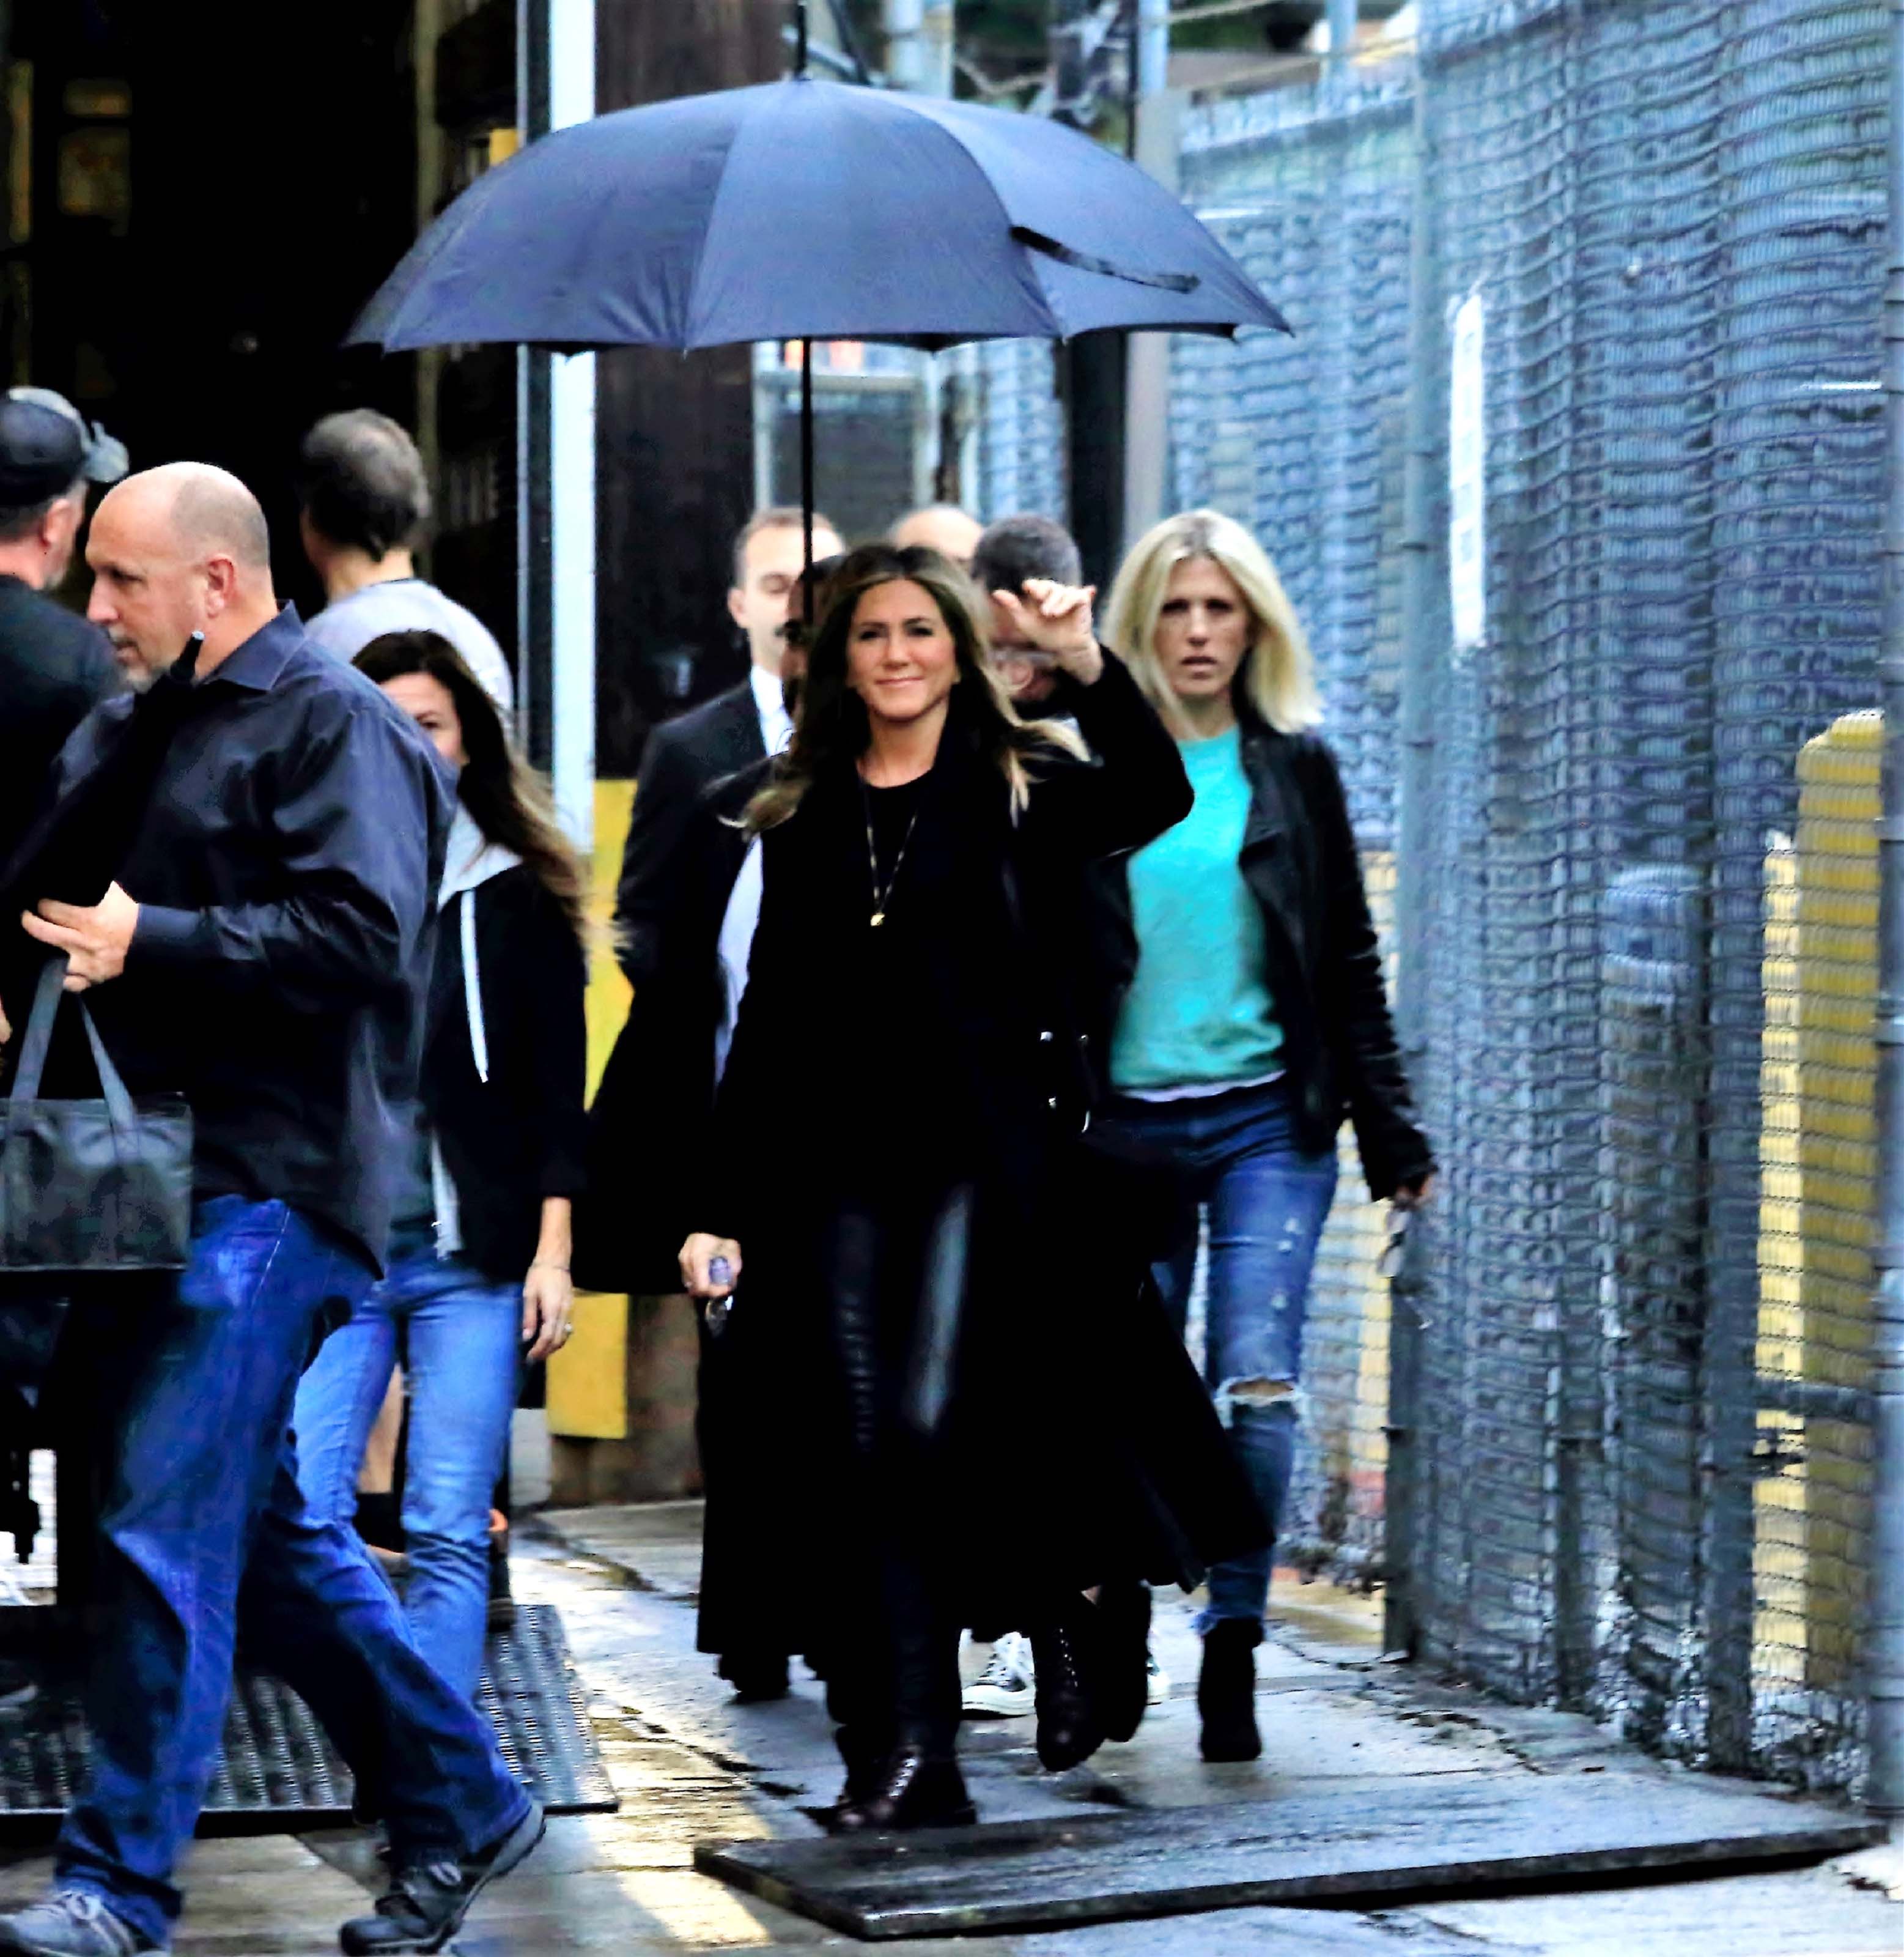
[862,776,921,928]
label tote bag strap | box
[9,955,72,1100]
[6,951,142,1140]
[75,994,142,1139]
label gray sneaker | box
[339,1798,545,1954]
[0,1892,157,1956]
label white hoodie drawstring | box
[460,889,490,1084]
[429,807,518,1260]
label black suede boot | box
[1197,1618,1263,1763]
[1030,1608,1105,1772]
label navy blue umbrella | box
[349,28,1287,552]
[350,89,1283,353]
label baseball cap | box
[0,387,128,507]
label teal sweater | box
[1109,724,1284,1094]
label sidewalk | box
[2,1500,1896,1953]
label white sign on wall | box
[1448,291,1487,660]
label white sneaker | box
[1146,1648,1170,1706]
[962,1632,1036,1718]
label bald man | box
[0,466,542,1957]
[889,502,983,569]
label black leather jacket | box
[1081,708,1434,1200]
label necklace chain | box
[861,775,922,927]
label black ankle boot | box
[1030,1613,1105,1772]
[718,1649,791,1703]
[1096,1580,1152,1744]
[830,1717,893,1810]
[830,1748,976,1833]
[1198,1618,1263,1763]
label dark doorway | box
[1,0,419,618]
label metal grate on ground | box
[0,1604,615,1837]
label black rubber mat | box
[696,1776,1884,1939]
[0,1602,614,1838]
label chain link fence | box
[1405,0,1884,1792]
[970,0,1887,1793]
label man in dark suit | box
[611,506,841,991]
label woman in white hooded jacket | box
[294,629,589,1700]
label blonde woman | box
[1087,510,1434,1763]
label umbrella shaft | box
[801,341,815,605]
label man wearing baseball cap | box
[0,388,128,863]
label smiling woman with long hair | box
[679,542,1263,1833]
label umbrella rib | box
[945,118,1069,342]
[1009,227,1200,295]
[682,87,794,350]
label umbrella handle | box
[802,339,815,608]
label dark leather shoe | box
[339,1799,545,1953]
[718,1651,791,1703]
[1198,1618,1262,1763]
[828,1750,976,1833]
[1096,1580,1152,1744]
[1031,1615,1104,1772]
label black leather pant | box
[820,1183,974,1766]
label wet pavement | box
[1,1500,1898,1953]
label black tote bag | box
[0,955,191,1271]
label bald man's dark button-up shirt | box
[46,605,454,1270]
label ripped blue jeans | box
[1092,1078,1337,1630]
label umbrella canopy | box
[350,75,1286,354]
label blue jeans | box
[294,1232,522,1702]
[1092,1080,1337,1630]
[57,1199,528,1949]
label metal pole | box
[884,0,924,91]
[544,0,596,851]
[515,0,552,771]
[1384,21,1439,1664]
[882,2,953,94]
[1866,0,1904,1824]
[885,0,954,517]
[1327,0,1356,62]
[1123,1,1176,552]
[1136,0,1169,95]
[922,1,955,97]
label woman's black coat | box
[692,654,1269,1657]
[425,862,589,1282]
[1081,709,1434,1200]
